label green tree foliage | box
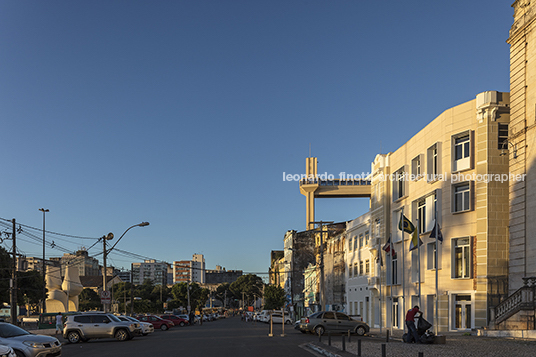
[17,270,45,307]
[263,285,287,310]
[214,283,235,308]
[170,282,209,311]
[0,246,12,305]
[109,280,171,314]
[229,274,264,306]
[79,288,101,311]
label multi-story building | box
[205,266,242,285]
[51,249,100,277]
[172,254,206,284]
[299,90,511,332]
[131,259,171,285]
[345,212,375,326]
[268,250,284,288]
[191,254,205,284]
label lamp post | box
[39,208,49,314]
[103,222,149,312]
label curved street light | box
[103,222,149,312]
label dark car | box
[137,315,174,330]
[299,311,369,336]
[160,314,189,327]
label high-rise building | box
[131,260,171,285]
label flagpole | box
[417,218,421,308]
[389,233,393,336]
[378,235,382,335]
[435,215,439,335]
[401,208,406,334]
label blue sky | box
[0,1,511,277]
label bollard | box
[386,329,390,342]
[318,329,322,342]
[381,343,386,357]
[328,331,331,346]
[419,353,424,357]
[342,335,346,351]
[348,329,351,343]
[357,339,361,357]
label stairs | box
[493,277,536,326]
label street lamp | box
[102,222,149,313]
[39,208,49,314]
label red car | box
[137,315,174,330]
[160,314,189,327]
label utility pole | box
[39,208,49,314]
[11,219,17,325]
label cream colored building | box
[301,90,511,332]
[378,91,510,332]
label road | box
[61,316,317,357]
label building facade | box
[131,259,171,285]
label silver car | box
[117,316,153,336]
[299,311,369,336]
[0,323,61,357]
[63,312,137,343]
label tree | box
[0,246,12,305]
[263,285,286,310]
[229,274,264,307]
[214,283,234,308]
[79,288,101,311]
[17,270,45,308]
[171,282,209,311]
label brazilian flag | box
[398,214,415,234]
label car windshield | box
[126,317,140,322]
[108,315,121,322]
[0,324,30,338]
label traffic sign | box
[100,290,111,304]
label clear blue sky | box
[0,1,511,277]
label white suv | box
[63,312,138,343]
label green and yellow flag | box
[398,214,422,251]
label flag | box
[382,236,397,259]
[430,221,444,243]
[377,239,384,266]
[399,214,422,251]
[398,214,415,234]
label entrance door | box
[454,295,471,330]
[392,298,399,329]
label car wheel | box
[285,320,291,325]
[14,350,24,357]
[356,326,366,336]
[314,325,325,336]
[161,324,168,331]
[67,330,81,344]
[115,329,129,341]
[142,333,148,336]
[300,330,307,334]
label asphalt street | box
[61,316,318,357]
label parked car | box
[117,315,154,336]
[0,345,15,357]
[299,311,369,336]
[0,322,62,357]
[257,310,271,323]
[160,315,189,327]
[63,312,138,343]
[137,315,174,330]
[270,312,292,325]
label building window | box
[417,199,426,234]
[391,254,398,285]
[498,123,509,150]
[427,143,441,181]
[375,219,381,238]
[353,262,358,276]
[365,231,370,246]
[349,237,353,251]
[359,234,364,249]
[452,182,471,213]
[411,155,422,179]
[452,131,472,172]
[359,261,364,275]
[393,166,406,200]
[413,192,437,233]
[365,260,370,274]
[353,236,358,251]
[453,237,471,279]
[427,242,437,270]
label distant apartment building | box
[50,249,100,277]
[131,260,171,285]
[117,271,131,283]
[172,254,206,284]
[16,256,57,273]
[205,266,243,285]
